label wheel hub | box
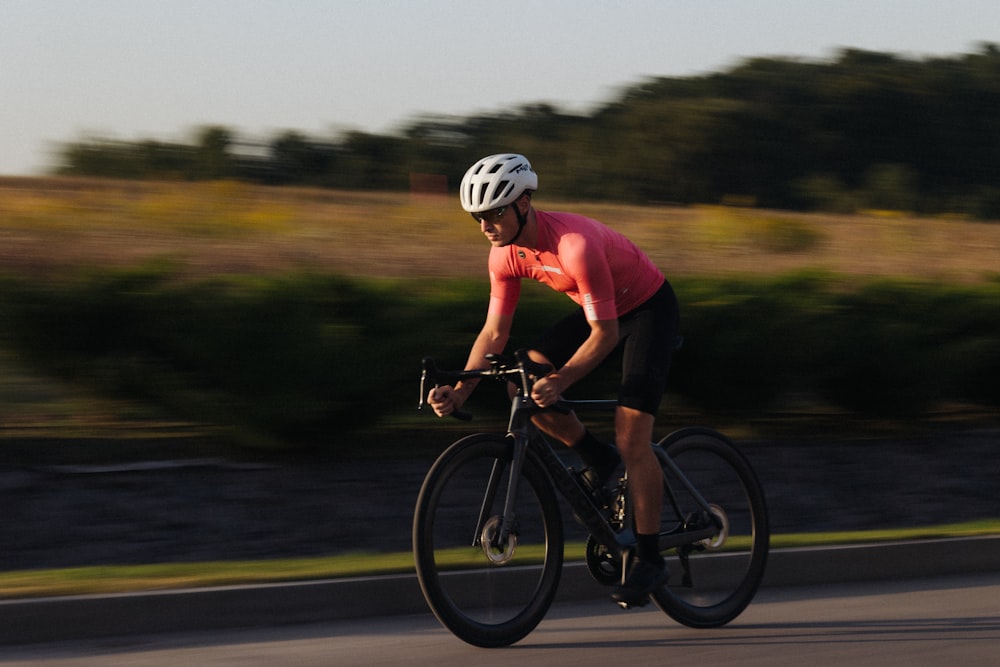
[480,515,517,564]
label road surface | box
[2,572,997,666]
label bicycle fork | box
[472,434,529,562]
[470,394,537,561]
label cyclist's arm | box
[532,229,620,401]
[457,312,513,398]
[531,318,618,406]
[428,312,512,416]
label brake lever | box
[418,357,432,411]
[419,357,474,421]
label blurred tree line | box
[58,45,1000,219]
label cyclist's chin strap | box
[502,203,528,247]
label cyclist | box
[428,153,680,607]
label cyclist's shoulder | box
[487,244,527,280]
[539,209,604,230]
[539,210,608,249]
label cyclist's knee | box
[526,348,555,368]
[532,411,584,447]
[614,406,655,455]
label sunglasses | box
[470,206,507,224]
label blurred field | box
[1,176,998,444]
[2,176,998,284]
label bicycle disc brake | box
[684,504,729,551]
[480,515,517,564]
[698,503,729,550]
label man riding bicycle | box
[427,153,681,607]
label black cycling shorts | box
[530,280,680,415]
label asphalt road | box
[2,572,998,666]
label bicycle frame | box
[420,351,722,560]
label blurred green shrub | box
[0,268,480,447]
[1,268,998,449]
[670,273,1000,416]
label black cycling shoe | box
[611,560,669,609]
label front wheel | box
[650,428,769,628]
[413,433,564,647]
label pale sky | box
[2,0,997,175]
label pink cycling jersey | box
[487,210,665,321]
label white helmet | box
[460,153,538,213]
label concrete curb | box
[2,535,999,645]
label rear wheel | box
[413,433,564,647]
[650,428,769,628]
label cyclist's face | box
[472,206,517,246]
[472,200,522,246]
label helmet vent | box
[496,180,511,202]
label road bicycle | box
[413,349,769,647]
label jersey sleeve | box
[486,249,522,316]
[561,234,618,320]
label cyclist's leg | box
[520,314,622,487]
[532,408,586,447]
[611,404,669,607]
[611,282,679,606]
[614,406,661,535]
[521,312,597,448]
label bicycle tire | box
[649,427,769,628]
[413,433,564,647]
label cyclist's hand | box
[531,374,563,408]
[428,385,462,417]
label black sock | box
[573,430,619,471]
[636,533,664,566]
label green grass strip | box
[2,520,997,600]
